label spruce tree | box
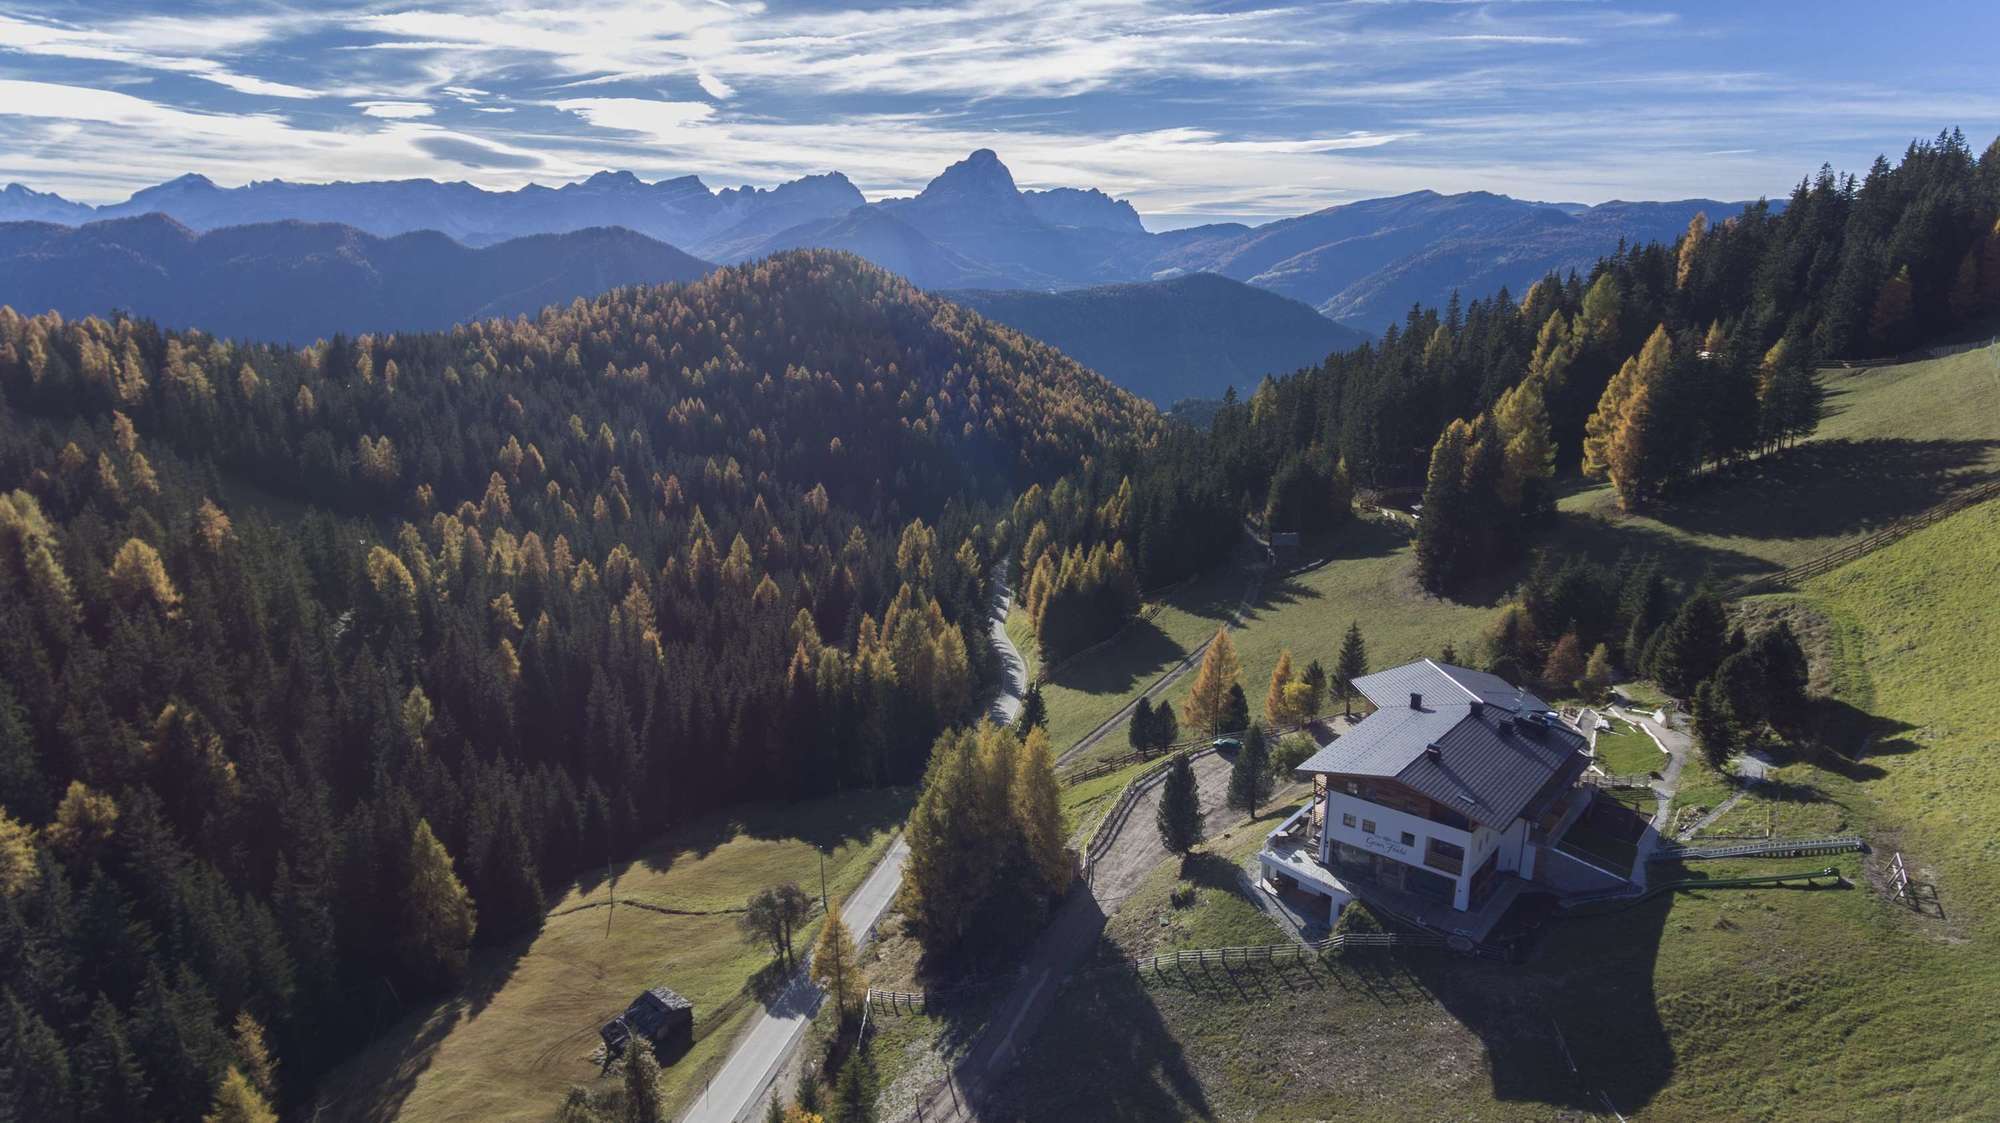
[1219,683,1250,737]
[829,1043,879,1123]
[1012,682,1047,736]
[1128,696,1155,753]
[1228,724,1275,820]
[1652,593,1729,698]
[1335,622,1368,718]
[1692,681,1737,769]
[1154,752,1203,857]
[1151,701,1179,752]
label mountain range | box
[4,152,1760,332]
[0,215,713,343]
[946,274,1368,406]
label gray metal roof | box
[1299,660,1584,830]
[1352,659,1550,713]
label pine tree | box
[1869,264,1914,350]
[1301,659,1328,716]
[1228,724,1275,820]
[1154,752,1203,857]
[1219,683,1250,737]
[1335,622,1368,718]
[402,819,477,988]
[622,1037,666,1123]
[829,1043,878,1123]
[1151,701,1179,751]
[76,998,150,1120]
[795,1063,824,1115]
[1692,681,1736,769]
[1650,592,1729,698]
[1128,696,1155,753]
[1182,629,1241,734]
[810,906,864,1022]
[1415,418,1474,591]
[1012,682,1047,736]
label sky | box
[1,0,1995,229]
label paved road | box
[681,837,909,1123]
[983,564,1028,727]
[684,566,1026,1123]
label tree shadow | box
[990,938,1215,1122]
[1045,617,1188,699]
[1410,891,1677,1117]
[1651,438,1995,545]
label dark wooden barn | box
[600,986,693,1058]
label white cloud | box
[696,72,734,100]
[551,97,716,141]
[0,12,324,99]
[356,101,436,119]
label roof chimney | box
[1470,699,1484,717]
[1409,692,1423,710]
[1424,744,1442,761]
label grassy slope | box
[996,344,2000,1121]
[1002,497,2000,1122]
[315,788,911,1123]
[1551,344,2000,581]
[1593,718,1665,776]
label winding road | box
[679,566,1028,1123]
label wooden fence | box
[1081,746,1215,879]
[1733,479,2000,596]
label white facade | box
[1317,787,1540,911]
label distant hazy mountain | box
[3,153,1763,333]
[0,214,714,343]
[945,274,1369,405]
[0,170,862,255]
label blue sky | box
[2,0,1995,228]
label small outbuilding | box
[1269,530,1301,568]
[600,986,693,1059]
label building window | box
[1401,831,1417,847]
[1341,813,1356,828]
[1362,819,1376,834]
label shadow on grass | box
[1558,438,1997,582]
[994,938,1215,1122]
[1416,891,1678,1117]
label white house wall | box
[1319,789,1536,910]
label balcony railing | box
[1424,839,1464,876]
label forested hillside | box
[0,250,1153,1119]
[945,274,1370,405]
[1014,131,1999,665]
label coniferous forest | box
[0,251,1153,1117]
[0,125,1995,1122]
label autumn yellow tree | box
[1265,649,1299,726]
[202,1067,278,1123]
[108,537,182,615]
[810,906,864,1021]
[402,819,477,987]
[1183,628,1241,735]
[1582,325,1672,510]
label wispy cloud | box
[0,0,1989,217]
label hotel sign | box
[1362,834,1413,861]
